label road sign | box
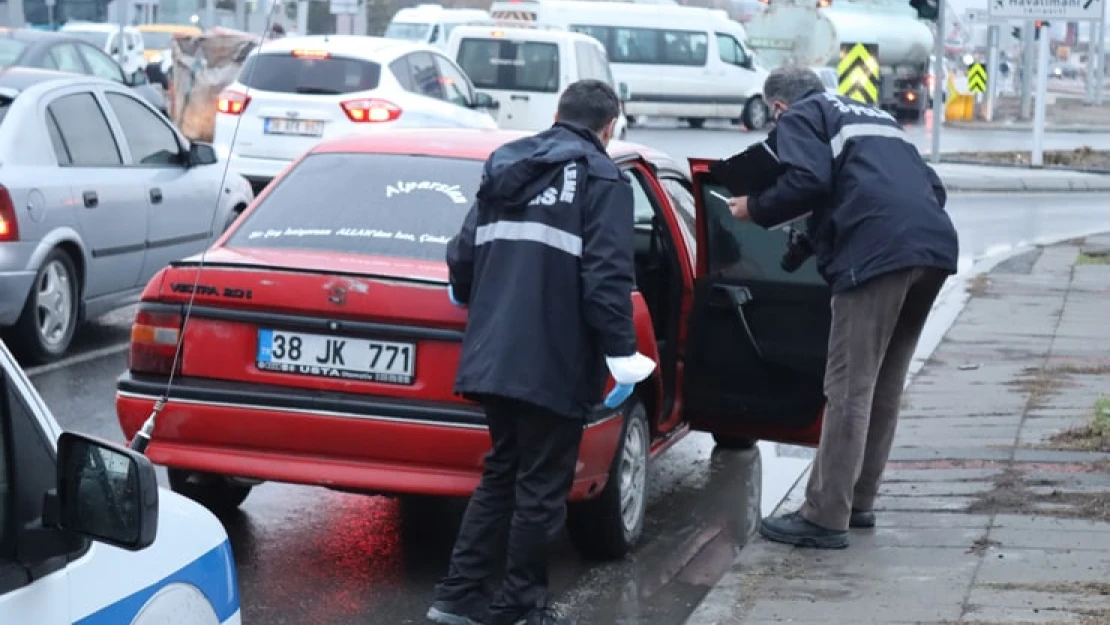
[329,0,358,15]
[987,0,1103,21]
[837,43,880,105]
[967,62,988,92]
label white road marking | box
[27,342,130,378]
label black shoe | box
[427,596,489,625]
[759,511,849,549]
[850,508,876,528]
[514,607,572,625]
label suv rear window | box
[225,152,482,261]
[237,52,382,94]
[456,38,559,93]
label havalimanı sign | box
[988,0,1104,21]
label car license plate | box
[264,117,324,136]
[256,329,415,384]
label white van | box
[0,339,241,624]
[384,4,491,50]
[60,22,147,79]
[489,0,770,129]
[447,23,629,137]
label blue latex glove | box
[447,284,465,308]
[604,383,634,409]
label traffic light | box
[1034,20,1050,40]
[909,0,938,20]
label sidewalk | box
[946,121,1110,134]
[935,163,1110,193]
[685,236,1110,625]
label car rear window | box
[0,39,27,66]
[225,152,482,261]
[237,52,382,94]
[456,38,559,93]
[0,97,12,125]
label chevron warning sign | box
[967,62,988,93]
[837,43,880,105]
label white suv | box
[213,35,500,192]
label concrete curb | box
[944,122,1110,133]
[940,158,1110,177]
[943,177,1110,193]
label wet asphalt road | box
[20,125,1110,625]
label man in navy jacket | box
[728,67,959,549]
[428,80,654,625]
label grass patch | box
[1048,396,1110,452]
[1077,252,1110,265]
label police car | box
[0,339,240,625]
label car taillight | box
[341,98,402,123]
[217,89,250,115]
[129,307,184,375]
[0,185,17,243]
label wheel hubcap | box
[619,417,648,534]
[35,260,73,348]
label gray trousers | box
[801,266,949,531]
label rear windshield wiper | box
[295,86,343,95]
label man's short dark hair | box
[557,79,621,133]
[763,66,826,106]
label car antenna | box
[130,7,283,455]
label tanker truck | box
[744,0,934,119]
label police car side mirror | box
[53,432,160,552]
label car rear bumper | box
[116,372,624,500]
[0,270,35,326]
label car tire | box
[8,249,79,365]
[712,433,758,450]
[741,97,768,130]
[168,468,252,514]
[566,398,650,561]
[686,117,706,129]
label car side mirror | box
[54,432,159,551]
[619,82,630,102]
[188,142,219,166]
[472,92,499,110]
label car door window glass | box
[47,93,122,166]
[389,55,415,91]
[406,52,444,99]
[716,34,748,67]
[433,54,472,107]
[628,169,657,225]
[47,110,72,166]
[105,93,180,165]
[661,177,695,234]
[78,44,123,82]
[47,44,86,74]
[698,181,822,284]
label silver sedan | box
[0,68,254,363]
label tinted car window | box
[0,97,11,127]
[404,52,443,99]
[457,39,559,93]
[105,93,180,165]
[46,44,86,73]
[433,54,472,107]
[238,52,382,94]
[389,55,414,91]
[571,25,708,66]
[46,110,70,165]
[48,93,122,166]
[0,39,27,65]
[78,44,124,82]
[225,153,482,262]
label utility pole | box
[1020,20,1035,119]
[929,0,945,163]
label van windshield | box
[457,38,559,93]
[385,22,432,42]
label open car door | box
[681,158,831,447]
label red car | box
[115,129,830,560]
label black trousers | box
[434,395,584,624]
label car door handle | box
[510,94,529,101]
[150,188,163,204]
[82,191,98,208]
[711,284,764,360]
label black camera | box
[780,227,815,273]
